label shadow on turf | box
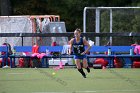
[36,68,68,86]
[108,69,137,87]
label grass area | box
[0,68,140,93]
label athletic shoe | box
[86,67,90,73]
[82,74,86,78]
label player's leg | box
[83,58,90,73]
[75,59,86,78]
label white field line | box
[33,92,66,93]
[75,90,96,93]
[76,89,140,92]
[7,73,26,75]
[33,89,140,93]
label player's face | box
[74,31,80,38]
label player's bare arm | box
[68,38,74,55]
[81,38,91,55]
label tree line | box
[0,0,140,32]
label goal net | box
[84,7,140,45]
[0,16,68,48]
[0,16,32,47]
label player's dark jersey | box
[72,37,85,55]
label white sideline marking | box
[103,90,140,92]
[76,91,96,92]
[33,89,140,93]
[33,92,66,93]
[8,73,26,75]
[76,89,140,92]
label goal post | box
[0,15,69,47]
[83,7,140,46]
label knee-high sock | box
[78,68,86,76]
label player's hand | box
[81,52,86,55]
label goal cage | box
[83,7,140,46]
[0,15,68,48]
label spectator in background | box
[131,41,138,47]
[0,38,13,67]
[51,38,60,56]
[2,38,13,55]
[51,38,57,46]
[131,41,140,55]
[134,45,140,55]
[131,41,140,68]
[31,43,41,68]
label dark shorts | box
[74,55,87,59]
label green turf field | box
[0,68,140,93]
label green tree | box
[11,0,48,15]
[0,0,12,15]
[1,0,139,33]
[45,0,89,31]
